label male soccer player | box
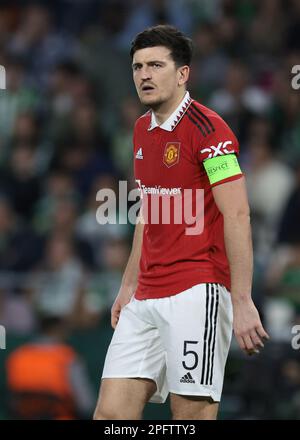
[94,25,269,420]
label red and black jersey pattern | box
[186,102,216,137]
[133,92,242,300]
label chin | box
[140,96,163,108]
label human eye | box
[133,64,142,71]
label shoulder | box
[55,344,78,361]
[183,99,228,141]
[188,100,233,135]
[183,99,237,148]
[188,100,240,162]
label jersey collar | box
[148,91,192,132]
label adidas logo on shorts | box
[180,372,195,383]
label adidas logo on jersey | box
[135,147,143,159]
[180,372,195,383]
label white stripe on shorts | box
[200,283,220,385]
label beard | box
[139,95,165,110]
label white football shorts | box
[101,283,233,403]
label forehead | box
[133,46,173,63]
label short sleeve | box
[197,115,240,163]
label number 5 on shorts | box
[182,340,199,370]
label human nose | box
[140,65,152,81]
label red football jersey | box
[133,92,243,300]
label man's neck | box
[152,90,186,125]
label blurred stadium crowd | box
[0,0,299,419]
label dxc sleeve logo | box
[200,140,234,159]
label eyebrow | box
[132,60,167,69]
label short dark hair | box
[130,24,193,67]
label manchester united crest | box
[163,142,180,167]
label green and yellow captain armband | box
[203,154,242,185]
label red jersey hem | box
[211,173,243,188]
[134,276,231,300]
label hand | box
[111,285,135,329]
[232,298,270,356]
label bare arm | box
[212,176,269,354]
[213,177,253,300]
[121,218,144,290]
[111,216,144,329]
